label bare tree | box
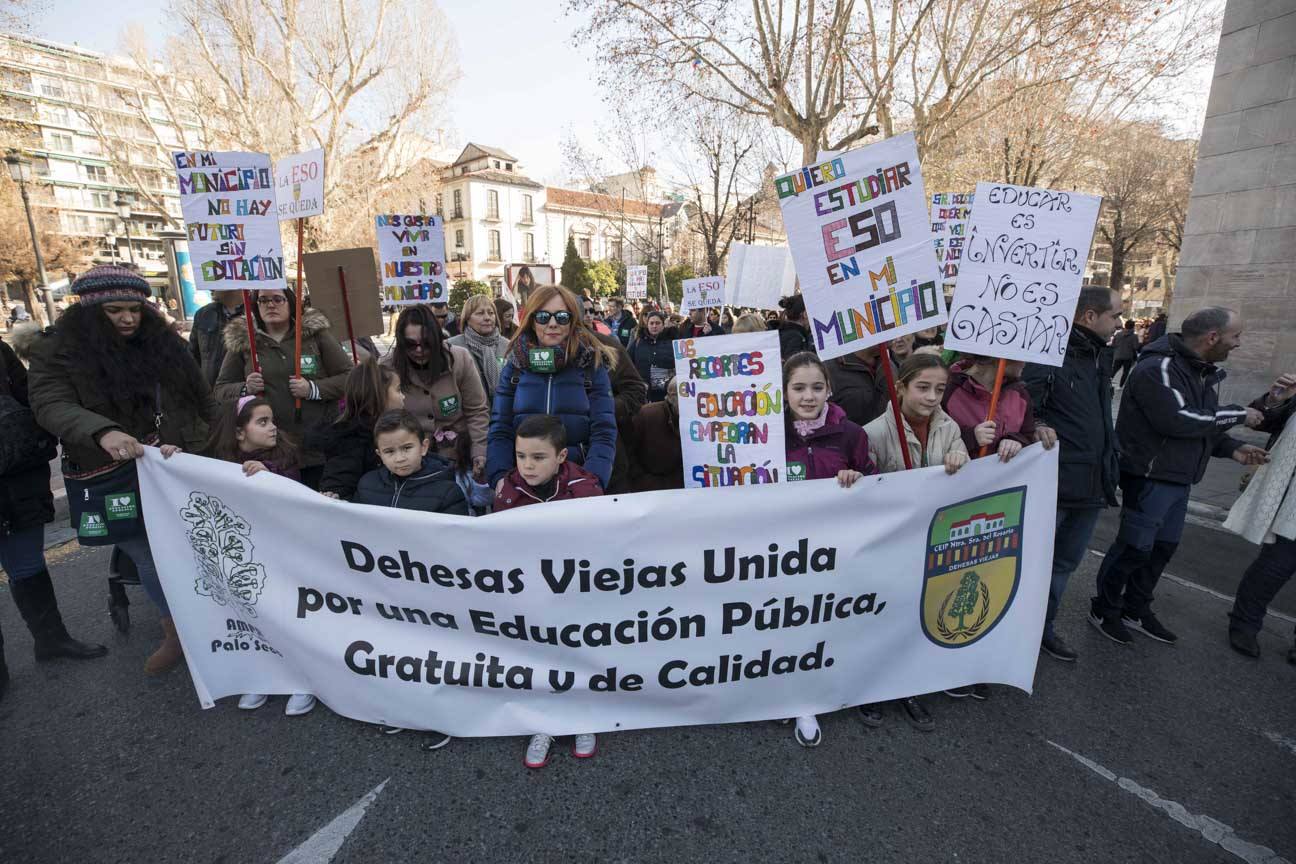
[80,0,460,254]
[0,175,90,325]
[671,104,760,276]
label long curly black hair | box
[55,301,208,422]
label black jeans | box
[1092,474,1189,619]
[1229,535,1296,636]
[1112,357,1135,386]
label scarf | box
[461,326,503,395]
[793,403,829,438]
[1225,421,1296,544]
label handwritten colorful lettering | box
[173,150,286,294]
[375,214,448,305]
[930,192,973,288]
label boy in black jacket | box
[354,410,468,515]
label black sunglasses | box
[534,310,573,326]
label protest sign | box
[674,331,785,488]
[138,444,1056,736]
[682,276,725,311]
[302,247,383,338]
[930,192,973,288]
[774,132,945,361]
[726,243,796,310]
[626,265,649,300]
[172,150,285,294]
[274,148,325,220]
[504,263,555,309]
[942,183,1101,366]
[375,214,447,305]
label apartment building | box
[0,33,202,289]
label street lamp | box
[114,193,137,266]
[105,231,118,264]
[5,148,57,322]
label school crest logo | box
[921,487,1026,648]
[180,492,267,617]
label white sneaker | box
[238,693,267,710]
[525,734,553,768]
[284,694,316,716]
[794,715,822,747]
[572,733,598,758]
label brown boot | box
[144,617,184,675]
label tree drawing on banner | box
[948,571,981,632]
[180,492,267,618]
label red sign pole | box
[337,265,359,361]
[879,351,913,471]
[293,217,305,412]
[240,289,260,373]
[978,358,1008,458]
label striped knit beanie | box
[71,265,151,306]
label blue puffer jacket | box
[486,340,618,488]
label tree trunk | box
[22,279,47,327]
[1108,247,1126,305]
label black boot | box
[10,570,108,661]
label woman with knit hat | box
[26,265,216,676]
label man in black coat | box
[604,297,637,347]
[1090,306,1268,646]
[188,291,244,386]
[1023,287,1124,661]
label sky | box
[26,0,613,184]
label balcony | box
[518,214,534,226]
[448,208,464,221]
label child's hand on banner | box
[944,451,968,474]
[1035,425,1057,449]
[159,445,182,459]
[242,460,269,476]
[836,470,863,487]
[997,439,1022,462]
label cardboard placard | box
[682,276,725,311]
[375,214,447,304]
[930,191,973,289]
[275,148,325,220]
[302,247,383,338]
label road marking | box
[1264,731,1296,756]
[1085,550,1296,626]
[1048,741,1290,864]
[276,778,389,864]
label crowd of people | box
[1,265,1292,766]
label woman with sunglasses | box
[383,304,490,477]
[214,287,353,490]
[486,285,618,492]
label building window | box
[487,189,500,220]
[48,132,73,151]
[505,162,513,172]
[493,160,501,169]
[84,164,108,182]
[578,237,591,258]
[524,233,535,262]
[40,81,65,99]
[521,194,533,223]
[434,193,443,216]
[455,229,464,249]
[91,191,113,209]
[31,156,50,177]
[488,230,502,261]
[610,239,624,261]
[452,189,462,219]
[94,215,115,233]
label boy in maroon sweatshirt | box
[494,414,604,511]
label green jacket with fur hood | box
[213,307,352,466]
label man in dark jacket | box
[188,291,244,386]
[604,297,637,348]
[1090,306,1267,645]
[595,331,648,493]
[827,346,894,426]
[1023,287,1124,661]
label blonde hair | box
[460,293,497,329]
[510,284,616,369]
[732,313,766,334]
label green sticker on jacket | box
[105,492,138,521]
[528,347,556,373]
[786,461,807,481]
[438,394,460,416]
[79,512,108,537]
[300,354,320,377]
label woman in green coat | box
[214,288,352,489]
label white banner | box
[930,191,973,289]
[726,243,797,310]
[626,265,648,300]
[274,148,325,220]
[774,133,946,360]
[943,183,1101,366]
[682,276,725,311]
[138,445,1057,737]
[173,150,286,294]
[674,331,786,488]
[375,214,448,305]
